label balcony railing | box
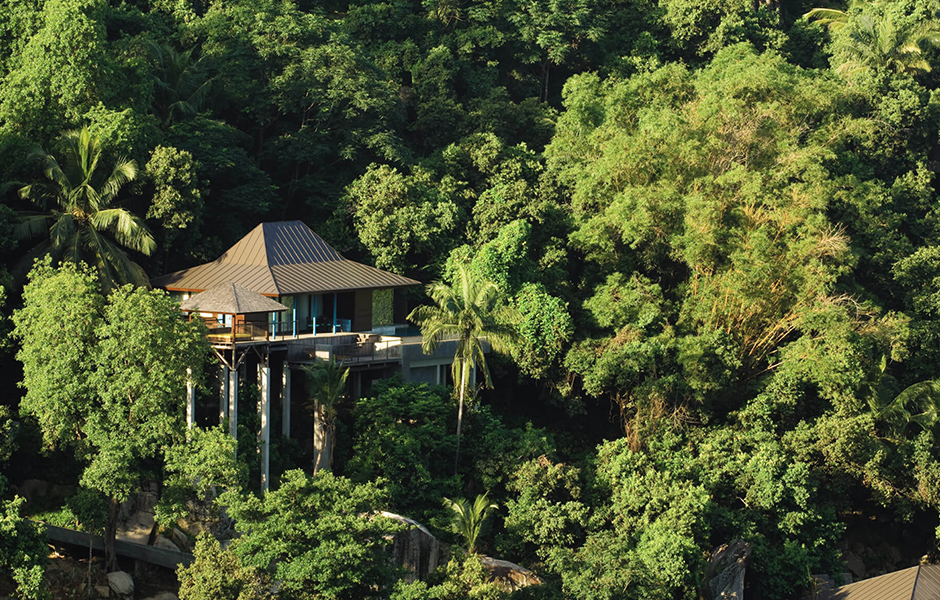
[205,318,355,344]
[286,334,403,364]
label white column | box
[281,362,291,439]
[220,365,230,425]
[259,363,272,491]
[186,368,195,430]
[228,367,238,440]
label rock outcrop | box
[479,556,542,591]
[381,511,441,582]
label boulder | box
[15,479,49,504]
[844,551,866,579]
[94,586,110,598]
[172,528,191,553]
[479,556,542,591]
[380,511,441,582]
[707,539,751,600]
[153,534,180,552]
[106,571,134,600]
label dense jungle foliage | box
[4,0,940,598]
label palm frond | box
[804,7,850,30]
[10,239,54,283]
[81,227,150,290]
[91,209,156,256]
[302,359,350,414]
[443,493,496,553]
[13,213,52,241]
[49,214,77,254]
[99,158,139,205]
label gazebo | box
[180,281,290,344]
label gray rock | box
[141,594,178,600]
[380,511,440,583]
[15,479,49,504]
[107,571,134,600]
[845,551,866,578]
[153,534,180,552]
[94,585,110,598]
[479,556,542,591]
[707,540,751,600]
[172,528,191,553]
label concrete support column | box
[353,371,362,400]
[281,362,291,439]
[186,367,195,430]
[228,367,239,440]
[220,365,230,425]
[259,363,272,492]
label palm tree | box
[805,1,873,32]
[873,380,940,440]
[150,42,213,127]
[303,359,349,474]
[443,493,497,554]
[805,2,940,75]
[14,127,155,290]
[837,12,940,75]
[408,263,518,471]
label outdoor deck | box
[205,322,428,367]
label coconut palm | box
[408,262,518,471]
[14,127,155,290]
[303,358,349,474]
[804,0,874,32]
[839,13,940,74]
[150,42,213,127]
[825,8,940,75]
[443,493,497,554]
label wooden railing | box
[287,335,403,363]
[206,322,271,344]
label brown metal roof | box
[180,282,289,314]
[821,565,940,600]
[913,564,940,599]
[151,221,420,295]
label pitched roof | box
[180,282,289,314]
[821,565,940,600]
[150,221,420,295]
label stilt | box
[259,362,272,491]
[281,362,291,438]
[228,367,238,440]
[220,365,230,425]
[186,367,195,430]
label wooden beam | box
[44,524,194,569]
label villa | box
[152,220,468,489]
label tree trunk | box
[454,359,467,474]
[105,496,119,572]
[313,403,332,475]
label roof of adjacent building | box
[821,564,940,600]
[150,221,420,295]
[180,282,289,314]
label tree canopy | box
[4,0,940,597]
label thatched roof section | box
[180,282,289,315]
